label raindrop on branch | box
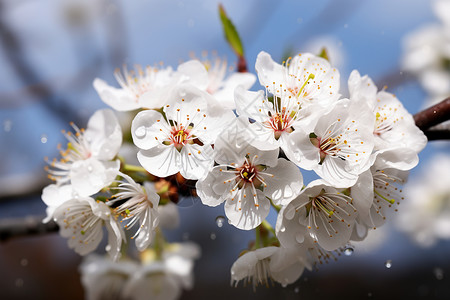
[215,216,225,228]
[385,260,392,269]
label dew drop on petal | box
[434,267,444,280]
[343,246,354,256]
[385,260,392,269]
[295,232,305,243]
[20,259,28,267]
[280,226,286,233]
[3,119,12,132]
[210,232,216,240]
[40,134,48,144]
[135,126,147,138]
[215,216,225,228]
[87,165,93,172]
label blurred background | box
[1,0,450,299]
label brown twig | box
[413,97,450,131]
[0,216,58,242]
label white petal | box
[131,110,167,150]
[196,167,233,207]
[263,158,303,205]
[255,51,286,89]
[70,158,120,197]
[225,187,270,230]
[93,78,141,111]
[137,145,180,178]
[85,109,123,161]
[179,144,214,180]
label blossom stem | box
[267,197,281,213]
[123,164,148,173]
[255,226,261,249]
[414,97,450,130]
[261,220,276,237]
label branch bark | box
[413,97,450,131]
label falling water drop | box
[3,119,12,132]
[20,259,28,267]
[40,134,48,144]
[210,233,216,240]
[215,216,225,228]
[385,260,392,269]
[294,287,300,293]
[434,267,444,280]
[343,246,354,256]
[15,278,24,288]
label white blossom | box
[396,153,450,247]
[80,254,138,300]
[196,117,303,230]
[131,85,234,179]
[45,109,122,197]
[231,246,310,288]
[255,51,340,108]
[53,196,125,261]
[348,70,427,155]
[93,60,208,111]
[285,99,374,188]
[277,180,358,251]
[108,173,160,251]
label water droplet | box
[385,259,392,269]
[295,232,304,243]
[15,278,24,288]
[20,259,28,267]
[210,233,216,240]
[344,24,348,29]
[215,216,225,228]
[40,134,48,144]
[399,71,404,76]
[344,246,354,256]
[105,245,111,252]
[135,126,146,138]
[294,287,300,293]
[182,232,190,241]
[281,283,287,288]
[3,119,12,132]
[187,19,195,28]
[434,267,444,280]
[368,292,373,298]
[297,17,303,23]
[280,226,286,232]
[87,165,93,172]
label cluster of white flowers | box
[402,0,450,114]
[41,49,426,295]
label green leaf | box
[318,47,329,61]
[219,4,244,57]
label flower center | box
[236,162,263,189]
[266,110,294,139]
[310,133,345,164]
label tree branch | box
[0,216,58,242]
[413,97,450,131]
